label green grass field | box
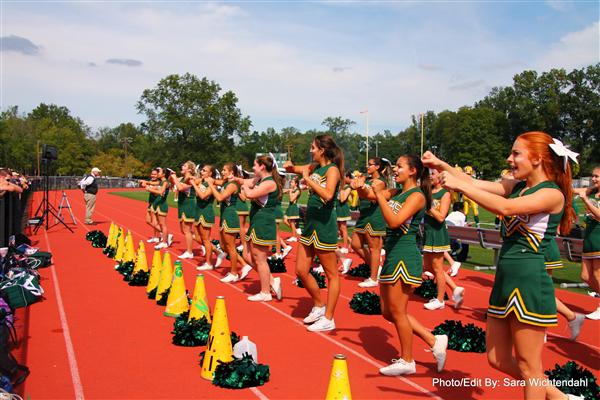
[109,190,589,294]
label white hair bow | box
[549,138,579,171]
[269,152,287,176]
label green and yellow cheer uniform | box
[354,177,387,236]
[285,188,300,220]
[195,181,215,228]
[245,176,279,246]
[582,189,600,259]
[219,181,241,233]
[152,178,169,216]
[422,188,451,253]
[177,178,197,223]
[335,184,352,222]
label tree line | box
[1,64,598,179]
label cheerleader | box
[284,135,343,332]
[284,176,301,243]
[147,168,172,249]
[424,132,581,399]
[575,165,600,319]
[371,154,448,375]
[233,155,282,302]
[191,165,217,270]
[236,166,251,251]
[350,158,391,288]
[168,161,197,259]
[462,165,480,225]
[141,168,161,243]
[336,172,353,252]
[274,172,292,258]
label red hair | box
[517,131,574,235]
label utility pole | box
[286,144,293,162]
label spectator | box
[79,167,101,225]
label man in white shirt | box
[80,167,101,224]
[445,202,468,276]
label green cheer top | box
[246,176,279,246]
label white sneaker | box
[307,316,335,332]
[282,246,293,258]
[453,287,465,309]
[236,244,244,252]
[568,313,585,341]
[586,306,600,320]
[314,265,325,274]
[424,298,445,310]
[167,234,174,246]
[296,228,302,235]
[178,251,194,259]
[449,262,462,277]
[358,277,378,288]
[286,236,298,242]
[200,245,206,257]
[303,305,326,324]
[567,394,585,400]
[377,265,382,279]
[339,247,349,254]
[248,292,272,302]
[239,264,253,280]
[341,258,352,274]
[588,291,599,298]
[379,358,416,376]
[271,277,282,300]
[215,252,227,268]
[154,242,168,250]
[147,237,159,243]
[431,335,448,372]
[196,262,214,271]
[220,273,239,283]
[424,271,434,278]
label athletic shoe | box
[424,298,445,310]
[431,335,448,372]
[196,262,214,271]
[379,358,416,376]
[271,277,282,300]
[286,236,298,242]
[296,228,302,235]
[588,291,600,298]
[586,305,600,320]
[239,264,253,280]
[147,237,159,243]
[568,313,585,341]
[236,244,244,252]
[220,273,239,283]
[341,258,352,274]
[567,394,585,400]
[339,247,349,254]
[178,251,194,259]
[167,234,174,246]
[423,271,434,278]
[215,251,227,268]
[200,245,206,257]
[453,287,465,309]
[154,242,168,250]
[303,305,326,324]
[381,249,386,257]
[449,262,462,277]
[358,277,378,288]
[282,246,293,258]
[314,265,325,273]
[247,292,272,302]
[307,317,335,332]
[377,265,382,279]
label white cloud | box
[534,21,600,71]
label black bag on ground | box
[0,309,29,386]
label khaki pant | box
[84,193,96,223]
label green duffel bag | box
[0,273,44,309]
[27,251,52,268]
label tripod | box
[55,191,77,225]
[33,162,74,234]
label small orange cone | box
[155,252,173,303]
[189,274,211,323]
[133,241,149,273]
[200,296,233,380]
[146,249,162,295]
[325,354,352,400]
[164,261,189,317]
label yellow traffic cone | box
[133,241,149,273]
[124,231,136,263]
[146,249,162,296]
[201,296,233,380]
[164,261,189,317]
[114,228,125,262]
[105,222,114,249]
[188,274,211,323]
[111,225,121,249]
[155,252,173,303]
[325,354,352,400]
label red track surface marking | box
[22,190,600,399]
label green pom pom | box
[212,354,270,389]
[211,239,223,253]
[172,312,240,347]
[128,271,150,286]
[295,269,327,289]
[103,246,116,258]
[349,291,382,314]
[147,288,157,300]
[267,257,287,273]
[432,320,486,353]
[156,288,170,306]
[86,230,107,247]
[116,261,135,279]
[545,361,599,399]
[348,263,370,278]
[414,279,449,300]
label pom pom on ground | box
[545,361,599,400]
[432,320,486,353]
[128,270,150,286]
[348,263,370,278]
[212,354,270,389]
[414,279,449,300]
[349,290,382,314]
[294,269,326,289]
[267,257,286,273]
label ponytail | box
[404,154,431,210]
[313,134,345,190]
[255,155,283,200]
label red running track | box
[21,189,599,399]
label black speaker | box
[41,145,58,161]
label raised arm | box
[191,178,213,200]
[374,186,422,229]
[147,180,168,196]
[283,161,312,176]
[242,179,276,200]
[353,177,385,201]
[427,190,451,223]
[210,181,237,202]
[303,166,340,202]
[579,191,600,220]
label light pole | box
[375,140,380,158]
[360,110,369,167]
[420,113,425,157]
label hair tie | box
[548,138,579,171]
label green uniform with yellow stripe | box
[274,199,284,223]
[285,189,300,220]
[152,178,169,216]
[354,177,387,236]
[582,189,600,259]
[544,239,563,270]
[423,188,451,253]
[245,176,279,246]
[195,181,215,227]
[488,181,561,327]
[300,163,339,251]
[148,178,158,211]
[336,184,352,221]
[177,178,197,222]
[236,198,250,216]
[219,181,241,233]
[379,187,425,286]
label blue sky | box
[1,1,598,135]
